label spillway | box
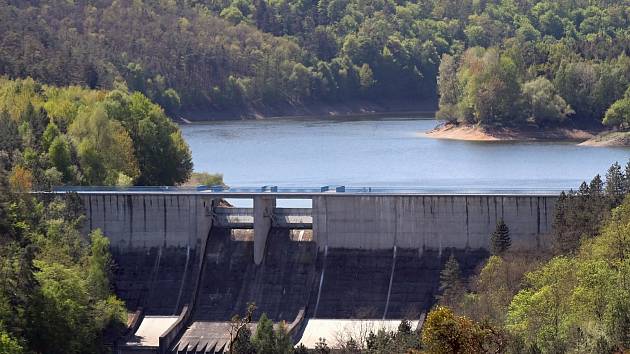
[169,231,487,352]
[174,227,317,351]
[194,227,317,321]
[113,246,197,316]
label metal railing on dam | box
[53,185,565,196]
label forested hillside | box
[425,161,630,353]
[3,0,627,124]
[0,77,192,188]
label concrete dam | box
[67,187,559,353]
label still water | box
[180,118,629,190]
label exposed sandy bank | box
[579,131,630,147]
[425,123,596,142]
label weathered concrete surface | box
[313,195,556,251]
[193,227,316,321]
[79,194,214,315]
[173,321,253,352]
[297,319,421,348]
[175,227,316,351]
[81,194,213,250]
[71,191,557,353]
[308,248,487,320]
[253,196,275,265]
[126,316,179,348]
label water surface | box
[181,118,629,190]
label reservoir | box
[181,118,629,190]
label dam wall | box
[66,190,558,352]
[313,195,556,251]
[77,192,557,256]
[80,194,214,251]
[78,193,215,315]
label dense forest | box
[0,77,192,188]
[0,181,127,352]
[1,0,628,126]
[423,161,630,353]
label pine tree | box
[623,160,630,196]
[490,219,511,256]
[589,174,604,196]
[294,344,309,354]
[552,192,567,253]
[253,313,275,354]
[274,321,293,354]
[438,254,464,308]
[314,337,330,354]
[0,111,21,154]
[605,162,625,206]
[231,326,255,354]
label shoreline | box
[425,123,599,143]
[425,123,630,147]
[177,110,437,124]
[578,131,630,147]
[177,99,437,122]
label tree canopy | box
[2,0,627,122]
[0,77,192,188]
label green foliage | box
[0,190,126,354]
[362,320,421,353]
[507,195,630,352]
[459,255,543,326]
[604,97,630,130]
[358,64,375,94]
[251,313,293,354]
[107,91,192,185]
[0,77,193,187]
[41,122,60,152]
[553,160,630,255]
[191,172,225,186]
[232,326,256,354]
[2,0,629,115]
[253,313,275,354]
[0,111,22,153]
[559,57,630,124]
[522,77,573,125]
[87,230,113,300]
[0,328,23,354]
[421,306,506,354]
[69,104,139,185]
[441,161,630,353]
[47,136,72,183]
[490,219,511,256]
[438,254,464,308]
[439,47,525,126]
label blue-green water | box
[180,118,629,190]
